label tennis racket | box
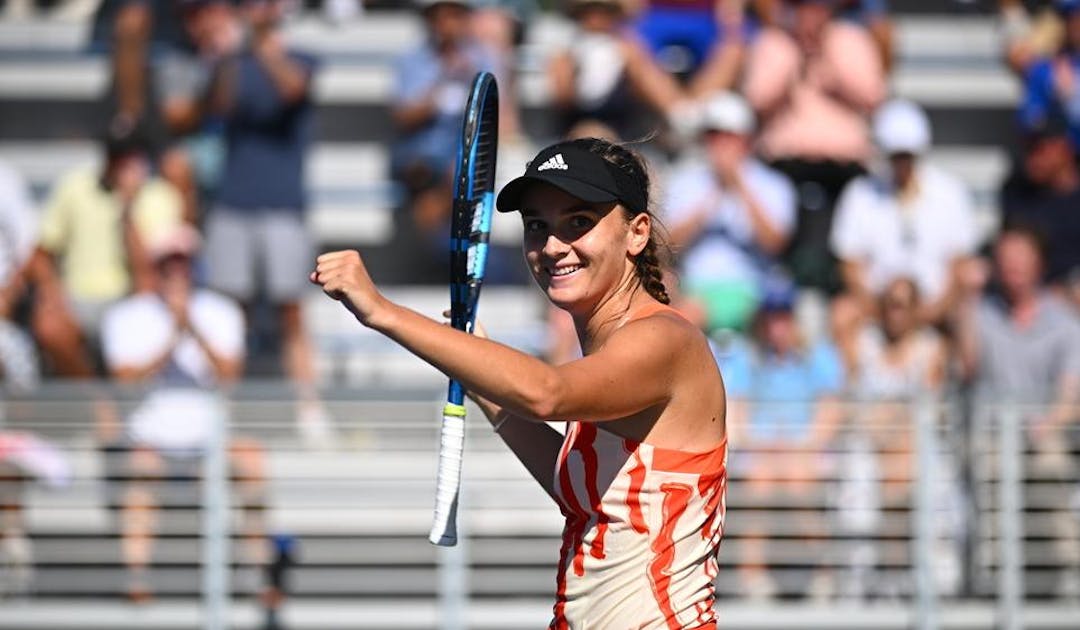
[429,71,499,546]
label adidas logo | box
[536,154,569,172]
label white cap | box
[149,223,202,261]
[873,99,932,155]
[699,91,755,136]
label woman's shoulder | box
[620,304,718,368]
[616,302,702,342]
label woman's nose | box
[542,233,571,258]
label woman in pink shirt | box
[742,0,886,294]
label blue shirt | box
[216,50,317,212]
[391,42,496,175]
[1020,54,1080,148]
[719,339,844,442]
[663,159,796,290]
[837,0,889,24]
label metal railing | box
[0,384,1077,628]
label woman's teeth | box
[550,265,581,277]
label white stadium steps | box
[0,15,1021,107]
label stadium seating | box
[1,4,1077,628]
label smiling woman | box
[311,137,728,629]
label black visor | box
[496,142,648,215]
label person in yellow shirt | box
[31,125,184,377]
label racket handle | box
[429,402,467,546]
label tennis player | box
[312,137,727,628]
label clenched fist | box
[309,250,387,326]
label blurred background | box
[0,0,1078,627]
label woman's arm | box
[312,251,684,422]
[472,395,565,501]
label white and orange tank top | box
[550,422,728,629]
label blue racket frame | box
[447,72,498,407]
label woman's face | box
[880,280,917,341]
[519,182,644,313]
[760,310,797,355]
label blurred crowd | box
[0,0,1077,610]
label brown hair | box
[566,137,672,305]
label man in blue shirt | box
[204,0,329,443]
[1020,0,1080,147]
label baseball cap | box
[496,141,648,215]
[873,99,932,155]
[700,91,755,136]
[758,275,798,313]
[149,224,202,262]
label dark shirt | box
[1002,181,1080,284]
[216,50,317,212]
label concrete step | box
[0,52,1021,107]
[1,600,1078,630]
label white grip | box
[429,404,467,546]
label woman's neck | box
[572,275,652,355]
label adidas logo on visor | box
[536,153,569,171]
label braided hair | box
[566,138,672,305]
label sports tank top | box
[550,303,728,629]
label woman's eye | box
[568,215,594,230]
[524,219,545,233]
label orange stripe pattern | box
[549,422,728,629]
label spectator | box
[547,0,688,140]
[204,0,331,444]
[1001,109,1080,290]
[665,91,797,333]
[101,224,266,602]
[718,278,845,599]
[391,0,497,240]
[157,0,246,204]
[471,0,538,140]
[32,126,183,378]
[956,226,1080,432]
[843,277,946,509]
[1020,0,1080,147]
[831,99,979,335]
[954,226,1080,597]
[742,0,885,298]
[1001,0,1070,75]
[97,0,202,224]
[838,281,960,601]
[0,433,70,598]
[847,278,946,404]
[753,0,893,70]
[0,162,42,391]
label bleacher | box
[2,3,1079,628]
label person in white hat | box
[830,99,979,330]
[99,224,266,603]
[664,91,797,333]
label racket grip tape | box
[429,402,467,546]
